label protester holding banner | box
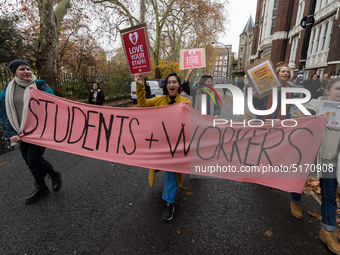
[0,60,62,204]
[291,78,340,255]
[194,75,221,118]
[88,82,105,105]
[135,72,191,221]
[251,62,306,218]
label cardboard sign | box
[179,48,206,70]
[320,101,340,128]
[245,56,281,98]
[120,23,153,76]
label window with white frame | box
[315,26,322,53]
[295,0,305,26]
[309,29,315,54]
[316,0,323,12]
[309,19,334,55]
[321,22,329,51]
[270,0,278,35]
[326,19,334,50]
[289,36,299,63]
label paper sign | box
[320,101,340,127]
[180,48,206,70]
[120,23,153,76]
[245,56,281,98]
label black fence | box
[0,65,131,154]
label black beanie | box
[9,59,30,74]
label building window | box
[321,22,329,51]
[270,0,278,35]
[218,67,222,71]
[315,26,322,53]
[295,0,305,26]
[309,29,315,54]
[289,36,299,63]
[219,61,222,65]
[326,19,334,50]
[219,56,223,60]
[317,0,323,11]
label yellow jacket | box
[136,84,191,107]
[136,83,191,188]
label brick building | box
[251,0,340,79]
[194,44,234,83]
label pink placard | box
[180,48,206,70]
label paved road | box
[0,92,333,255]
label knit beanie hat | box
[9,59,30,74]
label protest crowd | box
[1,54,340,254]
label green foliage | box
[0,15,34,63]
[99,76,132,100]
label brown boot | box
[320,228,340,255]
[290,202,303,219]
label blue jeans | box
[20,142,55,186]
[290,192,302,204]
[162,172,178,204]
[320,178,337,231]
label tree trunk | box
[140,0,146,23]
[35,0,59,94]
[35,0,70,96]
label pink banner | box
[21,89,326,193]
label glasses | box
[166,80,178,85]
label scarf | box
[5,75,37,146]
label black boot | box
[25,184,50,204]
[51,171,62,192]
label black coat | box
[88,89,105,105]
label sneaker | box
[162,203,175,221]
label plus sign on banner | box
[120,23,153,76]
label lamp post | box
[298,0,317,81]
[211,41,230,83]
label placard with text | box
[179,48,206,70]
[120,23,153,76]
[245,56,281,98]
[320,101,340,128]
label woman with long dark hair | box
[88,82,105,105]
[135,72,191,221]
